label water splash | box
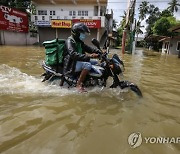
[0,64,74,96]
[0,64,135,99]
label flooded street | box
[0,46,180,154]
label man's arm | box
[82,43,101,54]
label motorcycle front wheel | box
[119,81,143,98]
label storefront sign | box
[0,5,28,33]
[51,20,72,28]
[72,19,101,28]
[35,21,51,26]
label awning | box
[159,37,170,42]
[168,24,180,32]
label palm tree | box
[139,1,149,20]
[135,20,144,45]
[135,1,149,45]
[167,0,180,13]
[120,11,127,28]
[145,4,160,36]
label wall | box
[0,30,38,45]
[38,27,98,46]
[38,27,56,44]
[36,4,98,17]
[31,4,106,28]
[169,38,180,55]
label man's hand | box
[89,53,99,58]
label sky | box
[107,0,180,25]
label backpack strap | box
[68,36,82,54]
[55,38,59,73]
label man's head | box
[71,22,90,41]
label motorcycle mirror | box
[92,38,100,49]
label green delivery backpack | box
[43,38,65,66]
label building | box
[31,0,112,45]
[160,25,180,56]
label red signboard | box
[72,19,101,29]
[0,5,28,33]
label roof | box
[32,0,107,5]
[159,37,171,42]
[159,36,180,42]
[168,24,180,32]
[145,35,167,41]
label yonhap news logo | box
[128,132,143,148]
[128,132,180,148]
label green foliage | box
[119,11,127,29]
[117,27,123,46]
[160,9,173,17]
[0,0,37,14]
[0,0,31,11]
[136,40,146,47]
[153,17,177,36]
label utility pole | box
[121,0,136,54]
[129,0,136,54]
[121,0,130,55]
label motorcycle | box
[41,38,142,97]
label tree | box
[0,0,31,12]
[160,9,173,17]
[139,1,149,21]
[153,16,178,36]
[145,4,160,36]
[135,1,149,45]
[119,11,127,28]
[167,0,180,13]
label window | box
[57,16,60,19]
[50,11,56,15]
[78,11,88,16]
[49,16,52,20]
[69,11,76,16]
[35,16,38,20]
[177,42,180,51]
[78,11,81,16]
[69,11,72,16]
[38,10,47,15]
[82,11,85,16]
[42,16,45,20]
[85,11,88,16]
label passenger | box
[63,23,100,92]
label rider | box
[63,22,100,92]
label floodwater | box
[0,45,180,154]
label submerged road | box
[0,46,180,154]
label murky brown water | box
[0,46,180,154]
